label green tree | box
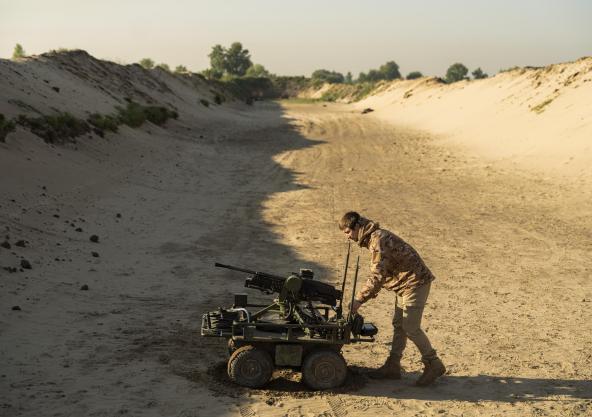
[208,44,226,75]
[311,69,344,84]
[345,72,353,84]
[139,58,155,69]
[406,71,423,80]
[12,43,26,59]
[379,61,401,80]
[445,63,468,83]
[245,63,270,78]
[357,72,367,82]
[472,67,488,79]
[224,42,252,76]
[366,69,383,81]
[174,65,188,74]
[208,42,253,77]
[201,68,223,80]
[156,63,170,72]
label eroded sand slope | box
[356,58,592,178]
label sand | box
[356,58,592,180]
[1,52,591,417]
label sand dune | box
[355,57,592,178]
[0,50,234,124]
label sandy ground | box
[2,99,591,417]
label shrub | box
[12,44,26,60]
[87,113,119,134]
[311,69,345,84]
[358,61,402,82]
[156,63,170,72]
[499,66,520,73]
[320,90,338,102]
[318,82,380,102]
[269,76,309,98]
[472,67,488,79]
[116,101,177,127]
[116,102,146,127]
[531,98,554,114]
[139,58,155,69]
[200,98,210,107]
[17,113,90,143]
[245,64,270,78]
[350,82,379,101]
[201,68,223,80]
[0,114,17,142]
[406,71,423,80]
[50,47,72,53]
[216,77,275,101]
[174,65,188,74]
[214,94,224,105]
[144,106,177,125]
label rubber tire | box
[227,339,241,355]
[301,349,348,390]
[227,345,273,388]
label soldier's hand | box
[351,299,362,314]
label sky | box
[1,0,591,78]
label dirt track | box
[1,102,591,417]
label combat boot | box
[416,357,446,386]
[368,355,402,379]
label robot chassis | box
[201,245,378,390]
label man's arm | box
[354,232,388,305]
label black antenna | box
[348,255,360,319]
[336,241,351,318]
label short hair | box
[339,211,360,230]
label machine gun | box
[202,251,378,391]
[214,263,342,306]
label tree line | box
[134,42,489,84]
[10,42,490,84]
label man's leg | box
[390,293,407,359]
[368,294,404,379]
[401,283,446,386]
[401,283,435,358]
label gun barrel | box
[215,262,257,275]
[215,262,286,280]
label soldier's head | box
[339,211,361,242]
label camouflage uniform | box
[355,218,438,361]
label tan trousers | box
[390,282,437,361]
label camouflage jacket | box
[355,219,435,303]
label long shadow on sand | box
[355,371,592,403]
[204,360,591,404]
[144,100,341,412]
[185,101,333,304]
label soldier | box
[339,211,445,386]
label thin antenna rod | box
[337,241,351,318]
[349,255,360,317]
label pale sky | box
[1,0,591,77]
